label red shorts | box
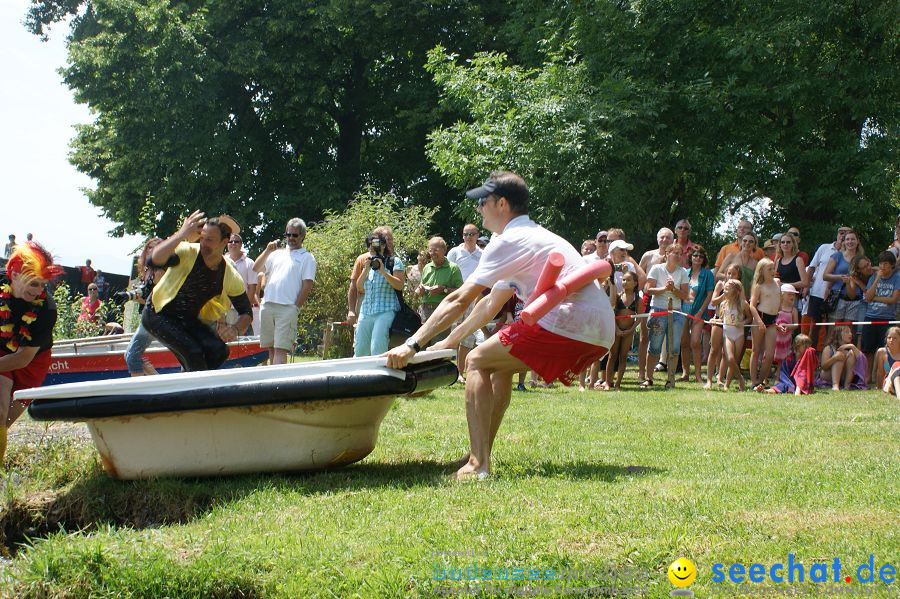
[0,349,52,405]
[498,321,608,386]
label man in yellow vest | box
[142,210,252,371]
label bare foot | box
[832,385,840,391]
[703,381,712,390]
[694,377,702,384]
[455,462,490,481]
[578,384,586,392]
[599,382,611,391]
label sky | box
[1,0,143,276]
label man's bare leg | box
[456,336,528,480]
[270,348,288,365]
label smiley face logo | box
[668,558,697,587]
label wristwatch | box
[405,338,422,353]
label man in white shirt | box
[253,218,317,365]
[804,226,850,349]
[638,227,674,380]
[447,224,483,378]
[225,233,259,334]
[386,171,614,480]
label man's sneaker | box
[654,362,667,373]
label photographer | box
[353,233,405,357]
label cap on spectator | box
[609,240,633,252]
[596,230,609,239]
[780,283,799,294]
[477,235,490,245]
[763,239,776,250]
[772,232,783,241]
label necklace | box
[0,281,46,353]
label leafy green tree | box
[427,0,898,251]
[297,188,435,350]
[26,0,504,248]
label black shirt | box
[1,278,57,353]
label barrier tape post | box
[666,298,675,386]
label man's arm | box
[295,279,314,308]
[385,282,485,368]
[432,285,514,351]
[151,210,205,267]
[0,346,40,373]
[252,242,278,273]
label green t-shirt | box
[420,260,464,305]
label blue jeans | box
[647,312,685,356]
[354,309,396,357]
[124,321,155,374]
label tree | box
[26,0,505,248]
[427,0,898,251]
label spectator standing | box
[78,284,101,323]
[417,237,463,323]
[773,283,799,364]
[674,219,698,268]
[448,224,484,378]
[643,243,689,389]
[862,251,900,379]
[822,229,865,314]
[638,228,674,380]
[762,239,777,262]
[714,219,764,271]
[352,232,405,357]
[749,259,782,388]
[253,218,316,365]
[405,249,427,298]
[785,227,809,266]
[225,233,259,335]
[142,212,252,372]
[3,235,16,259]
[718,232,759,293]
[804,226,850,349]
[347,226,394,326]
[605,270,640,390]
[679,245,714,383]
[124,238,165,377]
[704,264,743,389]
[775,232,808,291]
[79,259,96,294]
[584,230,610,263]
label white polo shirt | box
[227,252,259,288]
[808,242,839,299]
[261,248,317,306]
[447,244,482,281]
[468,215,614,347]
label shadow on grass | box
[3,458,660,556]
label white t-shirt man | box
[808,242,839,299]
[468,215,614,347]
[261,248,317,306]
[447,244,482,281]
[647,263,689,311]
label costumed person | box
[385,171,615,480]
[763,334,818,395]
[0,242,64,463]
[141,211,252,372]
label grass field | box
[0,380,897,598]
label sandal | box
[639,379,653,389]
[663,381,674,390]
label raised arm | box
[151,210,205,267]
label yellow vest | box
[150,242,246,323]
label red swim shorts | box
[0,349,52,405]
[498,321,608,386]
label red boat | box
[47,335,267,385]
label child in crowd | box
[749,258,781,389]
[764,334,817,395]
[816,325,866,390]
[773,284,799,364]
[862,251,900,382]
[874,326,900,400]
[604,271,640,390]
[719,279,751,391]
[705,264,743,389]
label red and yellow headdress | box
[5,242,64,281]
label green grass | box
[1,382,897,598]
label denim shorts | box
[647,312,686,355]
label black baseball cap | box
[465,177,499,200]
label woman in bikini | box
[604,270,640,390]
[704,263,744,389]
[874,326,900,400]
[719,279,751,391]
[750,258,782,389]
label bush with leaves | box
[297,188,435,351]
[51,282,111,341]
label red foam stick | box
[526,252,566,306]
[520,259,612,326]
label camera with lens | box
[365,234,387,271]
[116,283,151,302]
[613,262,627,273]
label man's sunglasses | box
[463,232,478,237]
[228,240,241,244]
[284,233,301,238]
